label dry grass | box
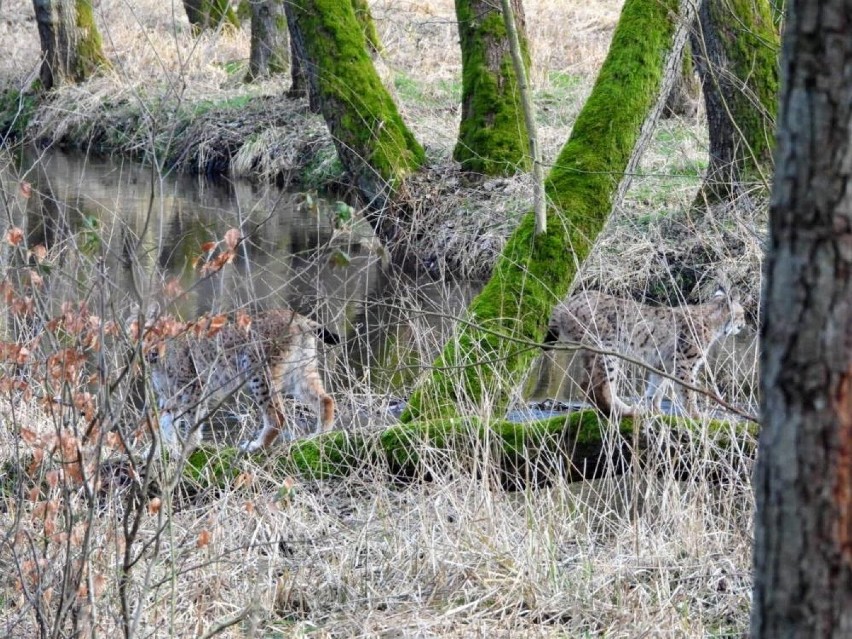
[0,1,763,637]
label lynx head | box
[711,289,746,336]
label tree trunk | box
[351,0,382,54]
[285,0,425,239]
[401,0,694,422]
[453,0,531,176]
[246,0,287,80]
[691,0,779,208]
[182,0,239,34]
[751,0,852,633]
[32,0,108,91]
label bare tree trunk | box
[283,1,313,108]
[662,45,699,118]
[453,0,531,176]
[247,0,287,80]
[752,0,852,633]
[32,0,108,91]
[691,0,779,208]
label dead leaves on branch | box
[194,227,242,277]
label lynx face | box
[547,289,746,418]
[137,309,337,452]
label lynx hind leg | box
[583,352,638,418]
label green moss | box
[185,447,243,485]
[291,0,424,195]
[453,0,531,175]
[0,86,39,139]
[402,0,681,423]
[350,0,383,54]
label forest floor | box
[0,1,763,637]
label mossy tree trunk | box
[401,0,694,422]
[182,0,239,34]
[691,0,780,208]
[32,0,109,91]
[453,0,531,176]
[751,0,852,631]
[246,0,288,80]
[286,0,425,242]
[351,0,382,54]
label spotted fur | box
[140,309,336,452]
[547,289,745,418]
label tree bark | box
[691,0,779,208]
[453,0,531,176]
[246,0,288,81]
[182,0,239,34]
[402,0,694,422]
[32,0,109,91]
[751,0,852,633]
[285,0,425,240]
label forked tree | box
[751,0,852,632]
[403,0,694,421]
[32,0,109,91]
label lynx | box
[137,309,338,452]
[546,289,745,418]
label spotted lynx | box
[137,309,337,452]
[546,289,745,417]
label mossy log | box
[401,0,695,423]
[180,411,758,492]
[454,0,531,175]
[351,0,383,55]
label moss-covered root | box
[453,0,531,175]
[286,0,424,210]
[401,0,691,423]
[179,411,757,492]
